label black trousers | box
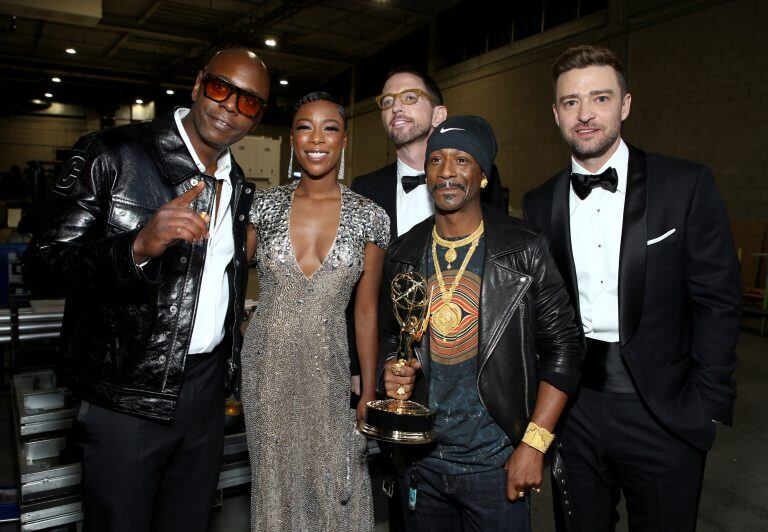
[553,388,706,532]
[78,351,226,532]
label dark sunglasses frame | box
[201,73,268,119]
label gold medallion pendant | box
[431,302,462,335]
[444,247,457,266]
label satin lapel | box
[382,164,398,238]
[618,146,648,346]
[550,170,581,322]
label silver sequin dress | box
[242,180,389,532]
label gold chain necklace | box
[429,222,484,336]
[432,221,485,269]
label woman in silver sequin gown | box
[241,93,389,531]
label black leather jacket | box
[23,110,253,423]
[378,206,583,444]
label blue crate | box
[0,486,19,521]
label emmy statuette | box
[358,272,436,444]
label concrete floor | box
[2,328,767,530]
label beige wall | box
[0,114,95,170]
[346,102,394,180]
[623,0,768,219]
[346,0,768,221]
[0,113,287,180]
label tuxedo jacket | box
[351,162,507,239]
[522,145,741,451]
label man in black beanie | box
[377,115,583,531]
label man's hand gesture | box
[133,182,210,264]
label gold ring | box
[396,385,406,396]
[392,362,402,376]
[517,491,526,498]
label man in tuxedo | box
[522,45,741,532]
[352,67,506,240]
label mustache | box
[431,180,466,192]
[573,121,600,130]
[389,117,412,127]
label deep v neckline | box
[287,183,344,281]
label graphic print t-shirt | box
[420,235,513,475]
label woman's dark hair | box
[293,91,346,127]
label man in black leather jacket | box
[23,48,270,532]
[378,115,582,531]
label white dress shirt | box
[395,158,434,236]
[569,139,629,342]
[174,108,234,354]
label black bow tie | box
[401,174,426,193]
[570,167,618,200]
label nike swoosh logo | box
[440,127,465,133]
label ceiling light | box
[44,93,53,98]
[65,48,76,54]
[166,89,175,95]
[135,99,143,104]
[264,38,277,47]
[279,79,288,86]
[51,77,61,83]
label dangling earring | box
[337,147,345,181]
[480,177,488,189]
[287,144,294,180]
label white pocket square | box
[647,228,676,245]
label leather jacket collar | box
[387,204,528,269]
[152,108,209,186]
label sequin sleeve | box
[248,188,266,227]
[366,202,390,249]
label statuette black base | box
[359,399,435,444]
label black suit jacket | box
[522,145,741,451]
[351,163,399,239]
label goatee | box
[388,122,431,147]
[564,129,620,161]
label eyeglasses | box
[375,88,435,110]
[201,73,268,119]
